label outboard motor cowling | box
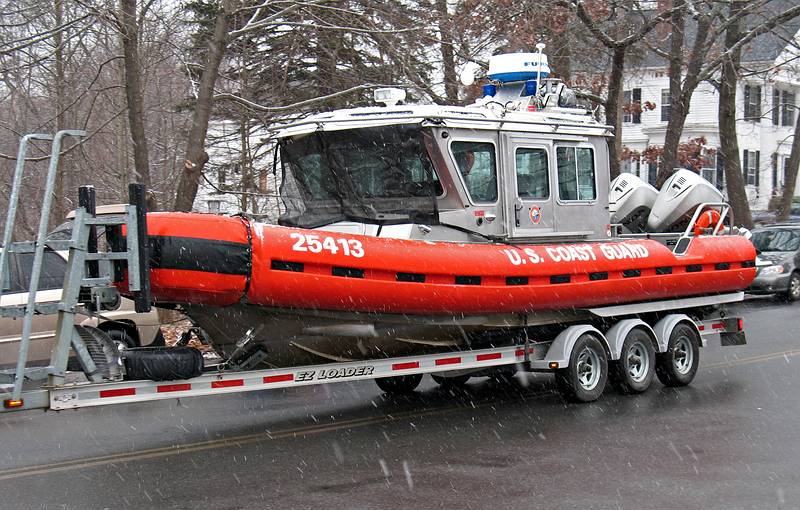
[609,173,658,233]
[647,169,724,232]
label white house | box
[193,120,281,221]
[619,21,800,212]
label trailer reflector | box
[435,357,461,366]
[157,384,191,393]
[549,362,559,369]
[477,352,502,361]
[392,361,420,370]
[100,388,136,398]
[263,374,293,384]
[212,379,244,388]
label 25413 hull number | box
[290,233,365,258]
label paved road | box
[1,298,799,510]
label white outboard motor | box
[647,169,724,232]
[609,173,658,233]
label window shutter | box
[773,89,781,125]
[772,152,778,190]
[716,149,724,189]
[744,85,751,118]
[755,86,762,122]
[632,88,642,124]
[755,151,760,186]
[742,150,748,180]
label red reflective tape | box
[698,325,705,331]
[100,388,136,398]
[515,348,534,357]
[263,374,293,384]
[435,357,461,366]
[392,361,419,370]
[157,384,191,393]
[212,379,244,389]
[712,323,725,330]
[477,352,502,362]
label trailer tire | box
[431,374,470,386]
[555,334,608,403]
[375,374,423,394]
[610,328,655,394]
[655,323,700,387]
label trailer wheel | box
[655,323,700,387]
[555,334,608,403]
[375,374,423,394]
[610,328,655,394]
[431,374,470,386]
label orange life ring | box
[694,209,721,236]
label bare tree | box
[718,0,752,229]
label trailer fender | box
[604,319,657,360]
[545,325,609,366]
[653,314,702,351]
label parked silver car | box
[1,238,165,369]
[748,225,800,301]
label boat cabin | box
[274,50,613,243]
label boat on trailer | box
[129,48,755,400]
[0,49,756,410]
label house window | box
[700,151,717,185]
[744,84,761,121]
[218,168,226,187]
[715,150,725,191]
[207,200,221,213]
[623,88,642,124]
[773,88,795,126]
[648,162,657,186]
[742,150,760,186]
[556,146,596,201]
[660,89,671,122]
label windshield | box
[278,125,441,228]
[752,229,800,252]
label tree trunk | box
[777,108,800,220]
[120,0,152,194]
[435,0,458,103]
[173,2,231,212]
[718,0,752,229]
[657,0,686,185]
[53,0,68,221]
[606,46,626,179]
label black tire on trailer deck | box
[655,322,700,387]
[610,328,656,394]
[105,327,138,353]
[431,374,471,386]
[375,374,423,394]
[555,334,608,403]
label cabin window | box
[556,147,596,201]
[515,148,549,199]
[452,141,498,203]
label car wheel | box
[375,374,423,394]
[783,272,800,302]
[610,329,656,394]
[555,334,608,403]
[655,323,700,387]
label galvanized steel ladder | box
[0,131,151,411]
